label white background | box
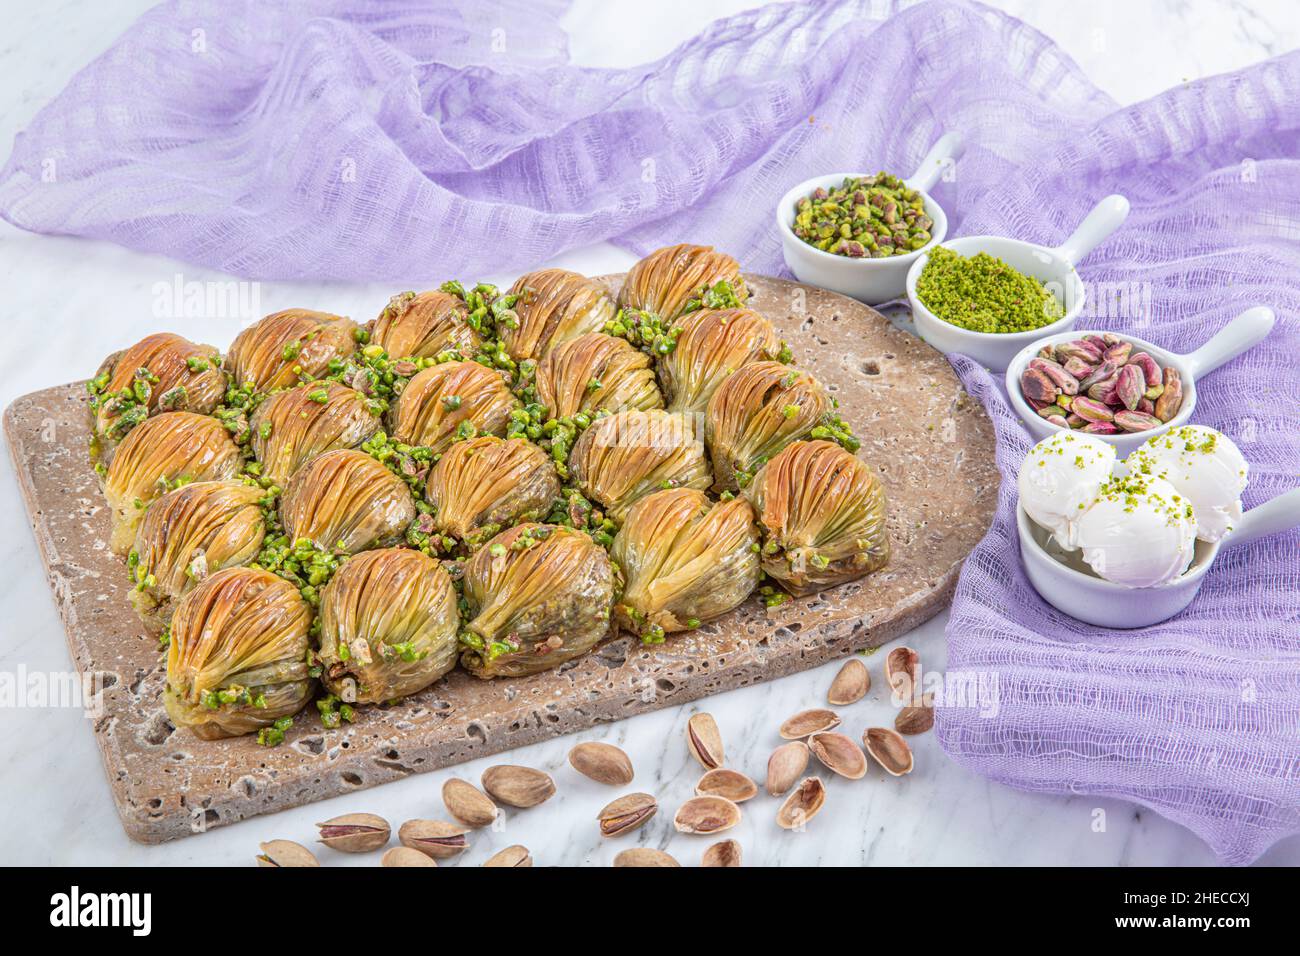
[1,0,1297,865]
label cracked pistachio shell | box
[382,846,437,867]
[610,488,760,638]
[828,658,871,705]
[483,845,533,867]
[618,243,749,322]
[89,332,226,457]
[614,848,680,867]
[779,708,841,739]
[398,819,469,859]
[227,309,358,393]
[280,449,416,553]
[424,436,560,548]
[250,382,381,486]
[103,411,242,554]
[696,768,758,803]
[129,480,266,633]
[389,360,519,455]
[766,740,810,796]
[706,363,834,493]
[885,646,921,700]
[864,727,914,776]
[702,839,742,867]
[808,731,869,780]
[257,839,319,867]
[659,308,780,417]
[568,409,712,524]
[536,332,663,420]
[776,777,826,829]
[317,548,459,704]
[742,440,889,597]
[164,567,313,740]
[370,289,481,360]
[316,813,391,852]
[460,523,615,678]
[503,268,617,361]
[674,795,742,835]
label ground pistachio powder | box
[916,246,1065,333]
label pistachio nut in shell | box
[382,846,437,867]
[702,839,743,868]
[779,708,841,739]
[613,848,681,868]
[398,819,470,859]
[257,839,319,867]
[827,658,870,705]
[483,845,534,868]
[597,792,658,837]
[686,712,724,769]
[766,740,810,796]
[776,777,827,830]
[315,812,391,852]
[807,731,869,780]
[442,778,499,828]
[863,727,915,776]
[568,741,635,786]
[482,764,556,808]
[673,795,742,835]
[695,768,758,803]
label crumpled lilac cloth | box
[3,0,1298,862]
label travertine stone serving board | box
[3,274,997,843]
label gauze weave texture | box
[2,0,1298,863]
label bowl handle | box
[1220,486,1300,552]
[905,132,963,193]
[1183,306,1276,379]
[1051,194,1130,266]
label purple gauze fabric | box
[1,0,1297,863]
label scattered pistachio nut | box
[382,846,437,867]
[779,708,841,739]
[597,792,658,837]
[702,839,743,867]
[568,741,635,785]
[673,795,742,835]
[776,777,826,830]
[807,731,869,780]
[482,765,556,808]
[443,778,499,828]
[686,712,724,769]
[483,845,534,867]
[315,812,391,853]
[863,727,915,776]
[695,768,758,803]
[766,740,811,796]
[614,848,680,867]
[256,839,319,867]
[398,818,470,859]
[827,658,870,705]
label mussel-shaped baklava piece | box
[317,548,459,704]
[164,566,313,739]
[129,480,266,632]
[424,436,560,549]
[460,524,616,678]
[741,440,889,596]
[706,362,833,491]
[102,411,243,554]
[535,332,663,420]
[369,290,481,360]
[87,332,227,459]
[610,489,760,641]
[389,360,519,455]
[280,449,416,553]
[618,244,749,321]
[568,409,712,524]
[226,309,358,392]
[249,382,381,485]
[657,309,780,416]
[502,269,616,361]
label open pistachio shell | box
[618,243,749,322]
[250,382,382,486]
[535,332,663,420]
[706,362,833,493]
[164,567,313,739]
[103,411,243,554]
[610,488,760,638]
[389,360,519,455]
[317,548,459,704]
[280,449,416,553]
[742,440,889,596]
[88,332,227,460]
[568,409,712,524]
[658,308,779,416]
[424,436,560,549]
[461,523,615,678]
[503,269,616,361]
[369,290,482,360]
[129,480,266,633]
[226,309,358,393]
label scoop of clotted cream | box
[1017,431,1117,550]
[1126,425,1248,543]
[1073,472,1198,588]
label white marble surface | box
[1,0,1297,866]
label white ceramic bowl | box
[904,194,1131,373]
[776,132,960,305]
[1017,486,1300,628]
[1005,306,1276,457]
